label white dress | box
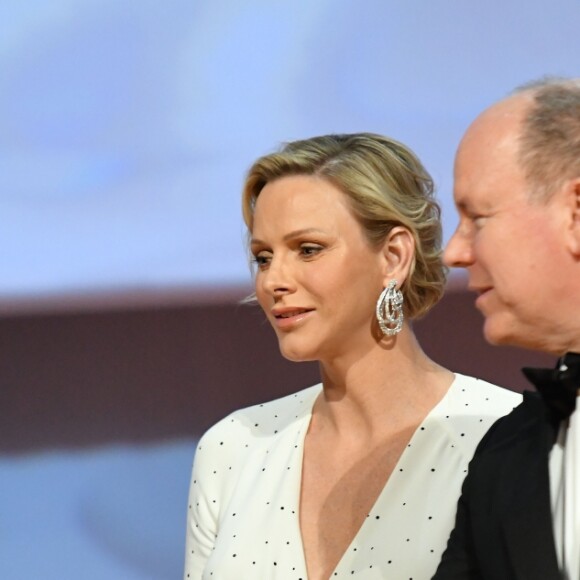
[184,374,521,579]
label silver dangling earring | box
[376,279,404,336]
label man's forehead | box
[455,100,530,183]
[461,98,527,152]
[450,95,535,211]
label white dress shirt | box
[550,400,580,580]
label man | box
[433,77,580,580]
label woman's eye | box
[300,244,323,257]
[252,253,271,268]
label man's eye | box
[472,215,487,228]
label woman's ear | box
[379,226,415,286]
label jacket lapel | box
[501,393,561,580]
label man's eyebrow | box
[454,199,471,213]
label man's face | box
[444,98,569,353]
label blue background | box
[1,1,578,578]
[2,0,579,303]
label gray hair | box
[513,76,580,199]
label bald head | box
[456,94,532,188]
[454,94,534,210]
[482,78,580,200]
[445,78,580,353]
[460,93,531,154]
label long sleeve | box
[183,437,219,579]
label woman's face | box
[251,174,387,363]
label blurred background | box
[1,1,577,578]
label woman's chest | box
[203,421,468,579]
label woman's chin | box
[278,343,318,363]
[280,351,317,363]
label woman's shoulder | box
[424,373,523,458]
[199,382,322,447]
[449,373,522,411]
[192,383,322,494]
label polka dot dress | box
[184,374,521,579]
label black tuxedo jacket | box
[433,391,563,580]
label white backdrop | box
[1,0,579,307]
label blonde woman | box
[184,133,520,580]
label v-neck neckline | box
[289,375,457,578]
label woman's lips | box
[271,308,314,329]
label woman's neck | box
[314,329,453,440]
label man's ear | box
[379,226,415,286]
[565,179,580,256]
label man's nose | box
[443,228,474,268]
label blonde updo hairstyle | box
[242,133,446,319]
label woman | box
[184,133,520,579]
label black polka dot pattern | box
[183,375,521,578]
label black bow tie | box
[522,352,580,422]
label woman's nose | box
[260,257,296,296]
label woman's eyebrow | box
[251,228,328,246]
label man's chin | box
[482,319,516,347]
[482,319,541,351]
